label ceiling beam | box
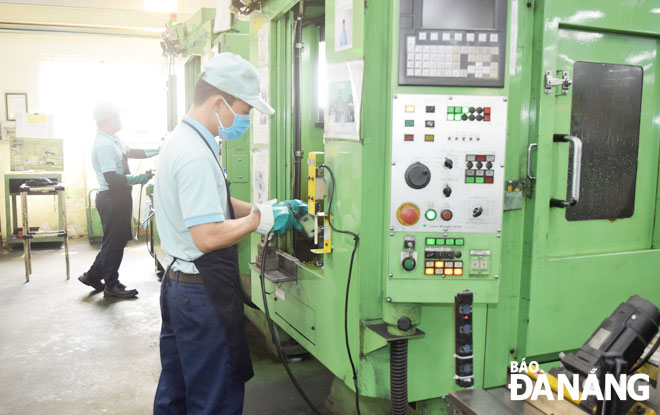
[0,3,188,37]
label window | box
[39,57,167,187]
[566,62,643,221]
[317,40,328,125]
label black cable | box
[135,183,144,240]
[319,164,358,240]
[629,332,660,374]
[260,233,322,415]
[319,164,361,415]
[145,216,155,259]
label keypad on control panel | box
[406,32,500,80]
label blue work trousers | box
[153,275,245,415]
[87,189,132,288]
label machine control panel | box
[390,94,508,234]
[399,0,507,87]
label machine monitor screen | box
[422,0,496,30]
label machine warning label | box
[588,328,612,350]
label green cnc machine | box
[155,1,660,413]
[242,0,660,413]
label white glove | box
[251,199,277,235]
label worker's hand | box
[251,200,296,235]
[144,149,159,158]
[251,200,276,234]
[276,200,308,232]
[271,205,296,234]
[126,173,154,186]
[279,200,308,217]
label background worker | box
[78,102,159,298]
[152,52,302,414]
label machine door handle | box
[550,135,583,208]
[527,143,537,180]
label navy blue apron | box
[180,120,254,383]
[106,138,133,243]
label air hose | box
[260,233,322,415]
[390,339,409,415]
[134,183,144,240]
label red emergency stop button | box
[441,209,453,221]
[396,202,420,226]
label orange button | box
[425,268,434,275]
[435,261,444,268]
[444,268,454,275]
[454,268,463,276]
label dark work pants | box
[154,274,245,415]
[87,188,132,288]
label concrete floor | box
[0,239,333,415]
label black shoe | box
[78,272,104,291]
[104,283,138,299]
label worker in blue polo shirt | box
[152,53,303,414]
[78,103,158,298]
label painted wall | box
[0,31,162,245]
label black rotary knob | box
[476,161,483,169]
[466,161,473,169]
[444,158,453,169]
[469,114,476,121]
[443,185,452,197]
[486,161,493,169]
[473,206,483,217]
[405,162,431,189]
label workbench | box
[4,171,63,247]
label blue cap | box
[202,52,275,115]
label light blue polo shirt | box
[92,131,130,191]
[154,115,230,274]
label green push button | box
[436,238,445,245]
[447,106,454,113]
[454,107,462,113]
[465,177,475,183]
[456,238,464,246]
[446,239,455,245]
[425,209,437,221]
[462,106,470,113]
[405,120,414,127]
[425,238,435,245]
[402,257,416,271]
[476,177,485,183]
[454,114,462,121]
[447,113,454,121]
